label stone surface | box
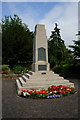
[16,71,75,94]
[32,24,50,72]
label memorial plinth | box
[16,24,75,95]
[32,24,50,72]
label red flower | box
[42,91,47,94]
[32,89,35,91]
[0,70,9,74]
[5,70,9,73]
[50,90,55,93]
[1,71,4,73]
[61,91,66,93]
[57,85,63,88]
[22,90,28,92]
[51,85,56,88]
[29,91,33,94]
[36,91,40,94]
[56,90,60,93]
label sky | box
[1,1,79,47]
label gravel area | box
[2,77,79,119]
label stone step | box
[16,79,22,89]
[16,79,28,95]
[30,73,59,77]
[22,75,29,81]
[28,71,34,75]
[28,71,56,75]
[16,79,74,95]
[21,83,74,90]
[16,71,75,95]
[22,85,50,90]
[25,73,31,79]
[22,80,70,87]
[30,76,64,80]
[23,79,69,84]
[19,77,26,86]
[16,79,47,90]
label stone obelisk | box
[32,24,50,72]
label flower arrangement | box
[0,65,10,74]
[0,70,9,74]
[20,85,76,99]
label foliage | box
[2,64,9,71]
[52,65,62,74]
[22,68,29,74]
[21,85,76,98]
[61,64,73,74]
[69,40,80,59]
[2,15,34,67]
[13,65,25,74]
[13,64,29,74]
[67,31,80,74]
[51,29,80,76]
[0,64,30,74]
[0,64,10,74]
[53,60,80,76]
[48,23,68,68]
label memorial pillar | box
[32,24,50,72]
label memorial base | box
[16,71,75,95]
[32,62,50,72]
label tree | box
[68,31,80,74]
[48,23,67,68]
[2,15,34,67]
[69,31,80,59]
[0,21,2,65]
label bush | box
[53,65,62,74]
[22,68,29,74]
[53,64,74,75]
[74,62,80,74]
[2,64,9,71]
[0,64,10,74]
[61,64,71,74]
[13,65,24,74]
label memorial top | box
[35,24,45,27]
[35,24,45,34]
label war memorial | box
[16,24,75,95]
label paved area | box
[0,75,2,120]
[2,78,79,119]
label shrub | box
[61,64,75,75]
[74,62,80,74]
[53,64,74,75]
[13,65,24,74]
[0,65,10,74]
[22,68,29,74]
[53,65,62,74]
[75,62,80,68]
[61,64,71,74]
[2,64,9,71]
